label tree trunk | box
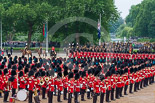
[27,24,33,49]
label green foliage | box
[0,0,119,46]
[137,38,155,43]
[125,0,155,38]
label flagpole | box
[99,14,101,46]
[46,21,48,54]
[1,19,2,49]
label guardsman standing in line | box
[115,70,121,99]
[10,70,17,97]
[28,70,34,103]
[48,74,54,103]
[87,69,93,99]
[105,71,111,102]
[3,69,9,102]
[129,68,134,94]
[93,70,100,103]
[123,68,129,95]
[0,70,3,98]
[100,74,106,103]
[19,71,25,90]
[120,69,124,97]
[80,71,87,101]
[63,70,68,100]
[110,69,116,101]
[68,72,74,103]
[74,73,80,103]
[41,71,47,99]
[57,72,63,102]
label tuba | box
[45,77,49,82]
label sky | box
[115,0,143,19]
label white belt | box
[51,85,54,86]
[117,82,121,83]
[60,85,63,86]
[96,86,99,87]
[76,86,80,88]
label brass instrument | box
[33,90,38,97]
[45,77,49,82]
[40,79,44,86]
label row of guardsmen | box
[0,57,155,103]
[68,51,155,59]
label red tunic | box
[93,79,100,93]
[28,78,34,91]
[48,78,54,92]
[100,81,106,93]
[57,79,63,91]
[105,79,111,90]
[74,80,80,92]
[19,77,25,89]
[68,80,74,93]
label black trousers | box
[129,83,133,93]
[42,87,46,99]
[106,90,110,102]
[64,88,67,100]
[137,82,140,90]
[68,93,72,103]
[57,90,61,102]
[48,91,53,103]
[29,90,33,103]
[81,89,85,100]
[54,85,57,96]
[124,85,128,95]
[12,88,16,97]
[111,88,114,100]
[74,92,79,103]
[120,87,123,97]
[140,80,143,88]
[93,93,98,103]
[100,93,105,103]
[134,82,137,92]
[87,87,91,98]
[116,87,121,98]
[3,91,9,102]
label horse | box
[35,49,46,58]
[20,49,32,57]
[50,50,57,58]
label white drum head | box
[17,90,27,101]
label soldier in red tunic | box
[28,70,34,103]
[3,69,9,102]
[63,70,68,100]
[0,70,3,98]
[80,71,87,101]
[93,69,100,103]
[41,71,47,99]
[74,73,80,103]
[10,70,17,97]
[19,71,25,90]
[123,68,129,95]
[100,74,106,103]
[48,74,55,103]
[110,68,116,101]
[68,72,74,103]
[105,71,111,102]
[57,72,63,102]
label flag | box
[98,21,101,39]
[44,23,47,38]
[43,24,45,36]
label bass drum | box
[17,89,27,101]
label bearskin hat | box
[100,74,105,81]
[94,69,100,77]
[81,71,86,78]
[41,71,46,77]
[74,69,78,74]
[4,69,8,75]
[110,68,116,74]
[19,71,24,77]
[57,72,62,78]
[35,72,40,78]
[0,70,2,75]
[68,72,74,79]
[12,65,17,70]
[124,68,128,73]
[18,65,23,71]
[130,68,134,73]
[105,71,111,77]
[75,73,80,80]
[64,70,68,76]
[0,64,4,69]
[28,70,34,77]
[120,69,124,76]
[9,76,15,82]
[88,69,92,75]
[24,67,29,74]
[11,70,16,76]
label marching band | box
[0,45,154,103]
